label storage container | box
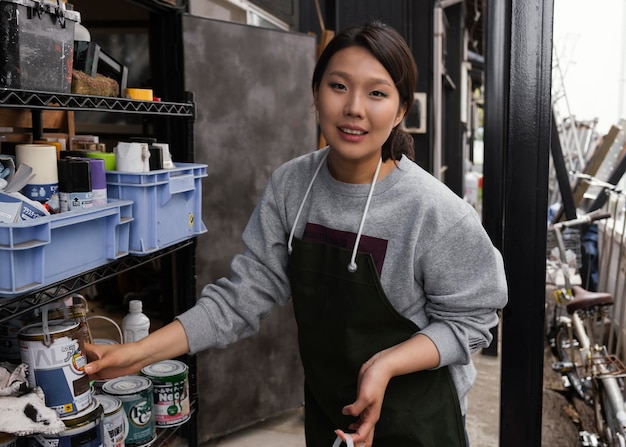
[105,163,207,255]
[0,0,80,93]
[0,200,133,297]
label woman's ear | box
[394,103,408,128]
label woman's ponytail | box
[383,126,415,162]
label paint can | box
[97,395,129,447]
[29,400,104,447]
[18,320,92,417]
[141,360,190,427]
[30,298,93,345]
[101,376,155,447]
[0,432,16,447]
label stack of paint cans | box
[4,303,191,447]
[100,376,155,447]
[18,319,105,447]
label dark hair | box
[312,21,418,161]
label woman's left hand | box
[335,335,441,446]
[335,350,392,447]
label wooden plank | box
[0,109,72,132]
[572,124,621,207]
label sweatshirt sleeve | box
[416,209,508,368]
[175,174,292,354]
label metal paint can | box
[18,320,92,417]
[29,400,104,447]
[97,395,129,447]
[0,432,16,447]
[141,360,190,427]
[101,376,155,447]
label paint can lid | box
[61,399,102,427]
[141,360,188,383]
[96,394,123,415]
[102,375,152,395]
[18,320,80,340]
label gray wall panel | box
[182,15,316,441]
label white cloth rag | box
[0,386,65,435]
[0,363,64,435]
[0,362,29,396]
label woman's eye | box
[371,90,388,98]
[329,82,346,91]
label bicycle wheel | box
[554,323,593,404]
[594,379,626,447]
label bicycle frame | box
[549,209,626,446]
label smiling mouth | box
[340,127,367,136]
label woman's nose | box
[344,92,364,118]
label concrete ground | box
[203,349,502,447]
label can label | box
[19,324,92,417]
[152,378,190,427]
[103,411,127,447]
[22,183,58,202]
[99,397,128,447]
[140,360,190,427]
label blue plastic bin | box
[0,200,133,297]
[105,163,207,255]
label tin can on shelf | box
[141,360,190,428]
[29,400,104,447]
[18,320,92,417]
[97,395,129,447]
[101,376,155,447]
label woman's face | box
[315,45,406,180]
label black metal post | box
[498,0,554,446]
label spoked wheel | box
[594,376,626,447]
[554,324,594,405]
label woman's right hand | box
[83,341,146,380]
[83,320,190,380]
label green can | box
[141,360,190,427]
[101,376,155,447]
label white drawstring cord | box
[287,152,329,254]
[347,157,382,273]
[287,152,382,275]
[332,434,355,447]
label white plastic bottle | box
[122,300,150,343]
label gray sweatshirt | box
[177,147,508,414]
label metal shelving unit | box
[0,89,198,447]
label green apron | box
[287,236,467,446]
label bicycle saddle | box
[566,285,614,314]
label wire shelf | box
[0,239,193,323]
[0,88,194,116]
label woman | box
[85,21,507,447]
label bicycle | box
[547,209,626,446]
